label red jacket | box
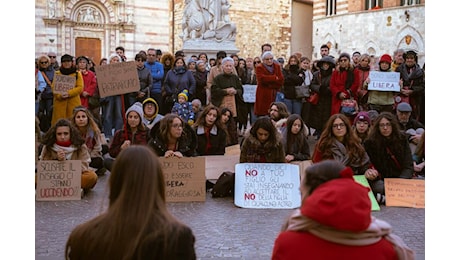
[272,177,400,260]
[80,70,97,108]
[254,63,284,116]
[330,68,359,115]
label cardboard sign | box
[384,178,425,208]
[159,156,206,202]
[234,163,301,209]
[220,95,237,116]
[95,61,140,98]
[353,175,380,211]
[205,154,240,180]
[53,74,76,95]
[36,160,81,201]
[368,71,400,92]
[242,84,257,103]
[224,144,241,155]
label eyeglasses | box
[332,123,345,129]
[339,59,348,62]
[48,56,56,58]
[172,123,183,129]
[254,61,261,64]
[264,58,274,61]
[40,61,48,64]
[136,59,143,62]
[147,54,156,56]
[378,123,392,128]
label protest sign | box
[353,175,380,211]
[242,84,257,103]
[95,61,140,98]
[368,71,400,92]
[53,74,76,95]
[220,95,237,116]
[159,156,206,202]
[384,178,425,208]
[205,155,240,180]
[36,160,81,201]
[234,163,301,209]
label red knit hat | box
[301,167,372,232]
[379,54,392,64]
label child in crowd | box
[172,89,195,126]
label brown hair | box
[65,145,194,259]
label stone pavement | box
[36,169,425,259]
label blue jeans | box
[102,95,123,138]
[283,98,303,116]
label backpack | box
[211,171,235,198]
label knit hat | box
[397,102,412,112]
[187,58,196,66]
[125,102,144,119]
[178,89,189,101]
[353,111,371,125]
[338,52,351,61]
[175,50,185,58]
[142,98,159,117]
[61,54,73,63]
[301,167,371,232]
[379,54,392,64]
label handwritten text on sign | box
[53,74,76,95]
[384,178,425,208]
[242,84,257,103]
[159,156,206,202]
[95,61,140,98]
[368,71,400,92]
[234,163,301,209]
[36,160,81,201]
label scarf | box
[51,143,78,160]
[284,209,415,260]
[263,63,274,74]
[59,67,77,75]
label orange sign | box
[384,178,425,208]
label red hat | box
[379,54,392,64]
[301,169,372,232]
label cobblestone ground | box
[36,171,425,260]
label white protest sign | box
[368,71,400,92]
[242,84,257,103]
[36,160,81,201]
[234,163,301,209]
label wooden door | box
[75,37,101,66]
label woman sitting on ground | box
[65,145,196,259]
[240,116,285,163]
[281,114,311,163]
[148,113,197,157]
[312,113,373,176]
[193,105,227,156]
[38,119,98,193]
[71,106,106,175]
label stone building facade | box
[35,0,424,65]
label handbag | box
[294,83,309,98]
[340,70,358,116]
[307,92,319,105]
[340,99,358,116]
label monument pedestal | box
[182,39,240,59]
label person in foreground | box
[272,160,414,260]
[65,145,196,260]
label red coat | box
[272,177,400,260]
[80,70,98,108]
[254,63,284,116]
[330,68,359,115]
[272,231,398,260]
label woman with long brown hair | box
[65,145,196,259]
